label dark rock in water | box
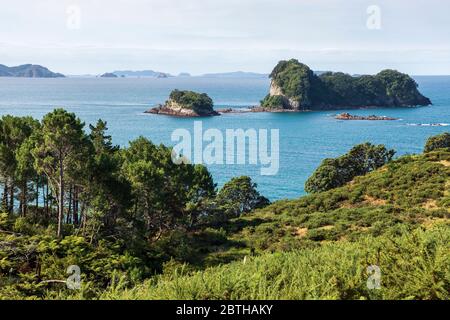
[0,64,65,78]
[217,108,233,113]
[145,90,219,117]
[100,72,118,78]
[335,113,398,121]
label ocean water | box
[0,76,449,201]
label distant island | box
[201,71,268,78]
[105,70,268,78]
[100,72,118,78]
[335,113,398,121]
[0,64,64,78]
[112,70,172,78]
[146,89,219,117]
[260,59,431,111]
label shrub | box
[424,132,450,153]
[305,143,395,193]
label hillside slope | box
[0,64,64,78]
[108,150,449,300]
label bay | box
[0,75,448,200]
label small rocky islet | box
[335,113,398,121]
[145,59,431,118]
[145,89,219,117]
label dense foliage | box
[67,147,450,299]
[0,110,269,299]
[168,89,214,114]
[108,226,450,300]
[213,176,270,220]
[424,132,450,153]
[261,59,431,110]
[305,143,395,193]
[0,121,448,300]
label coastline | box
[145,104,430,117]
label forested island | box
[260,59,431,111]
[0,108,448,299]
[146,89,219,117]
[0,64,64,78]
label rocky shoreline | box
[145,104,220,117]
[146,107,406,118]
[335,113,398,121]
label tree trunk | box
[57,160,64,238]
[45,182,49,218]
[9,180,14,214]
[2,180,8,212]
[66,186,72,224]
[73,186,79,225]
[21,181,27,216]
[35,177,39,209]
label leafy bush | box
[261,94,287,109]
[424,132,450,153]
[214,176,270,219]
[305,143,395,193]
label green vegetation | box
[213,176,270,221]
[266,60,315,107]
[0,110,271,299]
[305,143,395,193]
[0,117,448,300]
[424,132,450,153]
[168,89,214,114]
[261,59,431,110]
[260,95,287,109]
[105,226,450,300]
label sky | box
[0,0,449,75]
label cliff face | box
[261,59,431,111]
[268,81,301,109]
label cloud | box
[0,0,449,74]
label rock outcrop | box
[335,113,398,121]
[146,90,219,117]
[260,59,431,111]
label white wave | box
[407,123,450,127]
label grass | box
[102,225,450,300]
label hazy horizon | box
[1,0,450,75]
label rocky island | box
[100,72,118,78]
[146,89,219,117]
[0,64,65,78]
[335,113,398,121]
[260,59,431,111]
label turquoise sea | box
[0,76,449,200]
